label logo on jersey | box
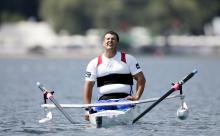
[85,71,91,78]
[136,63,140,69]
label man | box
[83,31,146,121]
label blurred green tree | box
[40,0,90,34]
[40,0,125,34]
[2,0,220,35]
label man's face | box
[103,33,118,50]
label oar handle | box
[171,69,198,91]
[37,82,48,93]
[179,69,198,85]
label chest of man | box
[96,59,130,77]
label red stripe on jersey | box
[97,52,126,67]
[121,52,126,63]
[97,55,102,66]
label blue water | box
[0,55,220,136]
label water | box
[0,55,220,136]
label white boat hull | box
[89,106,139,128]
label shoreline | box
[1,51,220,59]
[0,49,102,59]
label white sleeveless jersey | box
[85,52,142,98]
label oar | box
[37,82,75,124]
[132,69,198,124]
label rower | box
[83,31,146,121]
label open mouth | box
[107,41,114,47]
[107,42,113,46]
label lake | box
[0,55,219,136]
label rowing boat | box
[89,106,139,128]
[37,69,197,128]
[40,94,182,127]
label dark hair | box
[104,31,119,42]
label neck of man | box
[104,50,117,58]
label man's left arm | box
[127,71,146,101]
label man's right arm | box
[83,80,95,104]
[83,80,95,121]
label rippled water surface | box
[0,55,220,136]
